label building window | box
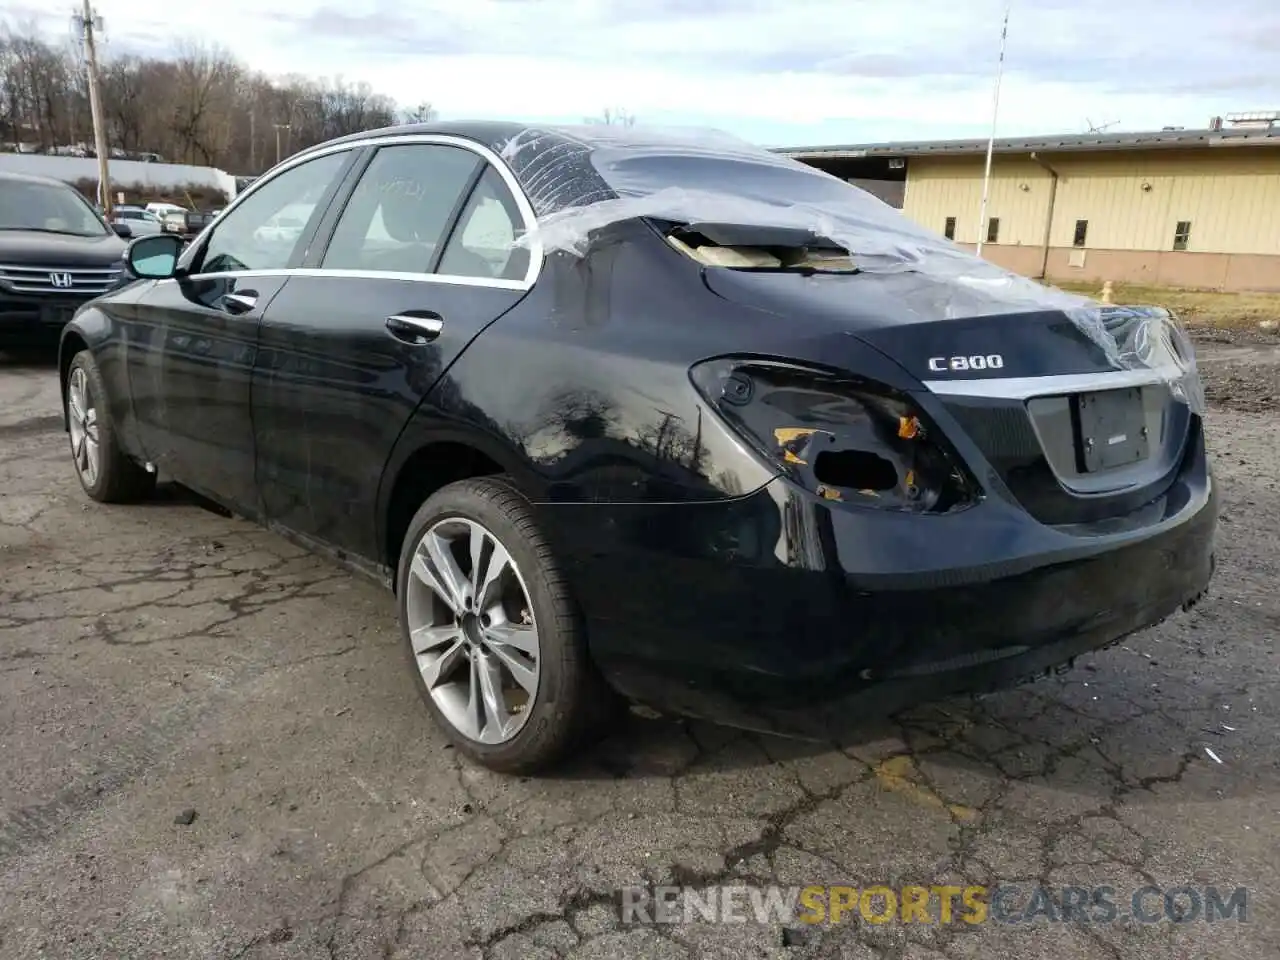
[986,217,1000,244]
[1173,221,1192,251]
[1073,219,1088,247]
[944,216,956,240]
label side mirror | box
[126,233,185,280]
[112,221,132,238]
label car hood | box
[0,230,127,266]
[700,266,1187,385]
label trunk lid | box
[701,267,1124,379]
[701,267,1197,527]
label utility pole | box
[74,0,113,218]
[272,123,291,166]
[975,1,1011,259]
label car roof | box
[300,119,532,156]
[282,119,859,225]
[287,120,637,216]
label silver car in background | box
[110,205,164,236]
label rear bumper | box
[541,421,1217,738]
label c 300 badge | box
[927,354,1005,372]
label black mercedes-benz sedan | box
[57,121,1216,773]
[0,170,131,348]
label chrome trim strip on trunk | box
[922,364,1189,400]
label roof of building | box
[777,126,1280,160]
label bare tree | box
[0,22,74,150]
[0,19,412,173]
[98,54,145,151]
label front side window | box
[0,179,108,237]
[437,166,529,281]
[196,151,350,275]
[321,144,482,273]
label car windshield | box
[0,180,108,237]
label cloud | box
[9,0,1279,145]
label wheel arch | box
[377,423,538,579]
[57,310,109,430]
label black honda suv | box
[0,170,130,348]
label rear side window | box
[321,144,481,273]
[437,166,529,281]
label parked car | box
[0,170,130,348]
[111,205,165,236]
[145,201,187,219]
[180,209,217,237]
[252,205,311,246]
[157,208,217,239]
[158,211,187,235]
[155,208,216,241]
[58,121,1216,774]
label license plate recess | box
[1074,387,1149,472]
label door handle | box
[385,313,444,344]
[221,291,258,314]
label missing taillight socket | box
[812,449,898,491]
[722,374,753,405]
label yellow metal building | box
[781,126,1280,292]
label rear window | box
[593,154,874,210]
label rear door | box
[124,148,357,513]
[251,136,536,560]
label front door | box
[125,148,357,514]
[251,141,535,561]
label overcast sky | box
[9,0,1279,146]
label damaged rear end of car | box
[496,124,1217,737]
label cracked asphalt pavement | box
[1,341,1278,959]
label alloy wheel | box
[67,367,100,488]
[405,517,541,744]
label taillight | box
[690,357,978,513]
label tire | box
[66,350,156,503]
[396,476,607,774]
